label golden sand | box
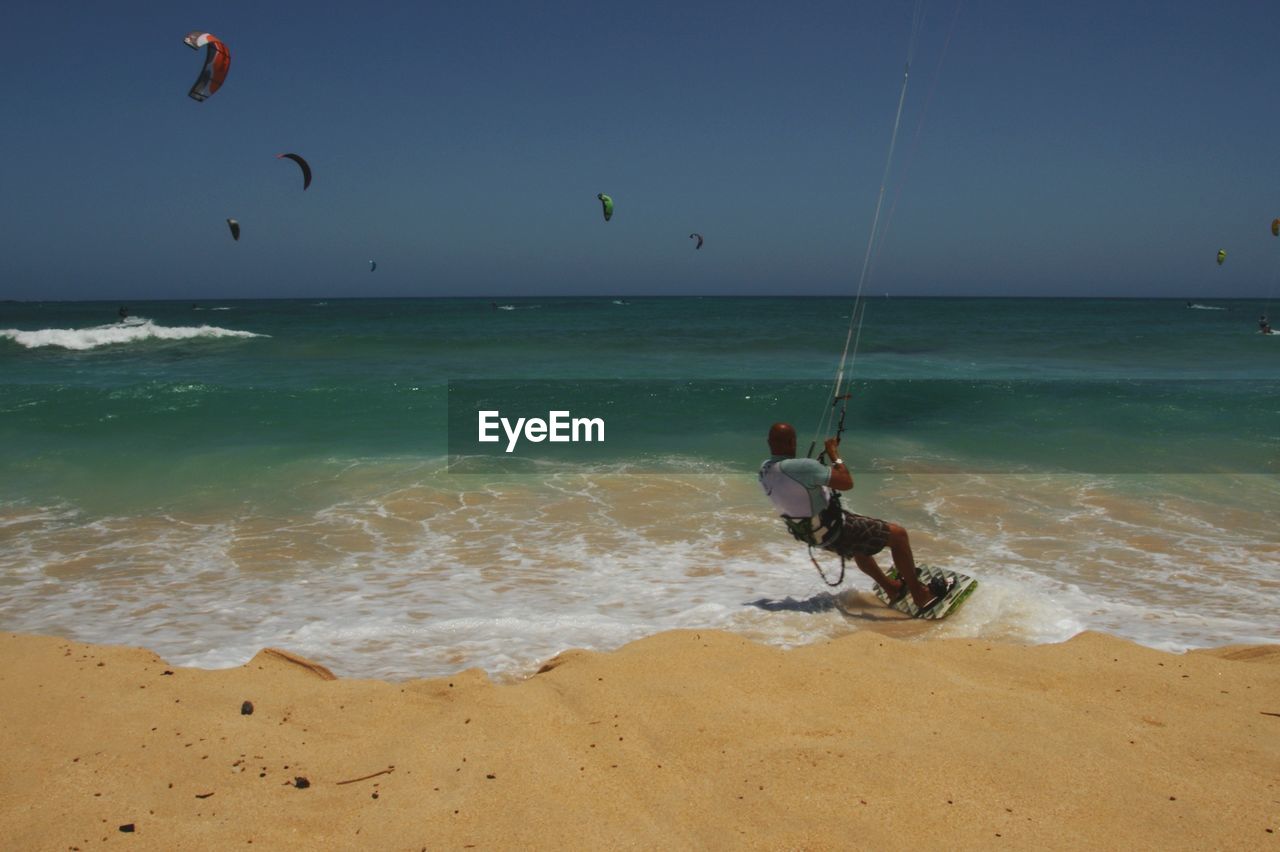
[0,629,1277,850]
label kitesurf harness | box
[782,491,848,587]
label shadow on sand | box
[746,590,912,623]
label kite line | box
[810,0,927,460]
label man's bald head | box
[767,422,797,456]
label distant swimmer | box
[117,306,129,321]
[759,423,951,616]
[1261,315,1273,335]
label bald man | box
[759,422,948,614]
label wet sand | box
[0,629,1277,850]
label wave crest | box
[0,319,268,351]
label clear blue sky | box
[2,1,1277,300]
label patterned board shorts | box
[822,511,891,558]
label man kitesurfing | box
[760,423,951,616]
[755,1,972,617]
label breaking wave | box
[0,319,267,351]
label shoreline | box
[2,628,1276,849]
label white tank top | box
[759,456,831,518]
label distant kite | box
[689,233,704,250]
[184,31,231,102]
[597,193,613,222]
[275,153,312,190]
[1216,249,1226,265]
[369,260,377,272]
[226,218,240,241]
[1272,218,1279,237]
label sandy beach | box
[1,629,1276,850]
[5,0,1279,848]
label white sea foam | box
[0,471,1274,682]
[0,319,267,350]
[904,472,1280,650]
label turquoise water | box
[1,297,1277,678]
[3,297,1276,505]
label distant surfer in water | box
[1260,315,1272,335]
[117,306,129,321]
[759,422,949,615]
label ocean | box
[1,297,1277,680]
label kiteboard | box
[872,564,977,621]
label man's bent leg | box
[851,553,900,596]
[886,522,934,608]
